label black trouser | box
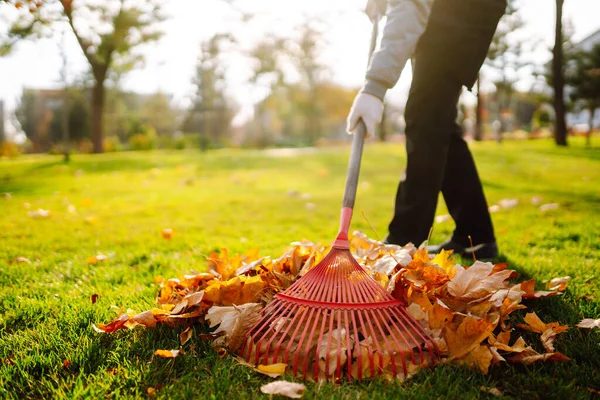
[387,0,506,246]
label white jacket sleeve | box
[362,0,434,100]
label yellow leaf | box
[241,275,267,303]
[154,349,181,358]
[431,249,457,278]
[256,363,287,378]
[180,327,193,346]
[260,381,306,398]
[459,345,493,374]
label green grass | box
[0,138,599,399]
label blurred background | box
[0,0,598,158]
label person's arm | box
[362,0,433,101]
[347,0,433,135]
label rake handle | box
[335,15,380,246]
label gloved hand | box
[346,92,384,137]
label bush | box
[128,133,156,151]
[0,142,20,158]
[103,136,123,152]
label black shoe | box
[426,239,499,260]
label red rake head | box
[240,247,439,381]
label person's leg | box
[387,0,505,248]
[386,56,463,246]
[441,124,496,246]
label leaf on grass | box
[256,363,287,378]
[539,203,559,212]
[520,279,560,299]
[508,348,570,365]
[154,349,181,359]
[481,387,503,396]
[260,381,306,398]
[180,327,193,346]
[15,257,31,264]
[93,313,129,333]
[547,276,570,291]
[577,318,600,329]
[27,209,51,218]
[517,312,568,334]
[488,332,527,353]
[161,228,174,239]
[91,294,99,304]
[86,254,107,265]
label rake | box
[239,11,439,381]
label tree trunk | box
[62,90,70,163]
[91,79,105,153]
[587,105,595,147]
[552,0,568,146]
[475,76,483,141]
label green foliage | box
[566,44,600,112]
[128,128,156,151]
[0,139,599,398]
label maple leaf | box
[517,312,568,334]
[488,331,527,353]
[260,381,306,399]
[458,345,493,374]
[444,315,498,359]
[447,261,512,302]
[577,318,600,329]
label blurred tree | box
[565,44,600,147]
[1,0,164,153]
[485,0,533,139]
[49,90,91,144]
[182,34,235,150]
[139,92,177,136]
[552,0,568,146]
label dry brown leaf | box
[447,261,512,302]
[481,387,503,396]
[577,318,600,329]
[260,381,306,398]
[508,348,570,364]
[256,363,287,378]
[547,276,570,291]
[206,303,262,352]
[520,279,560,299]
[154,349,181,358]
[180,327,193,346]
[517,312,569,334]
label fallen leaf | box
[147,387,156,397]
[15,257,31,264]
[256,363,287,378]
[499,198,518,209]
[539,203,559,212]
[63,360,71,368]
[517,312,568,335]
[28,209,51,218]
[260,381,306,398]
[445,315,497,359]
[91,294,99,304]
[577,318,600,329]
[154,349,181,359]
[447,261,512,302]
[489,205,500,213]
[180,327,193,346]
[459,345,493,373]
[520,279,560,299]
[508,348,570,364]
[547,276,570,291]
[481,386,503,396]
[206,303,262,352]
[162,228,174,239]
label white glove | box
[346,92,384,137]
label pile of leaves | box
[95,231,576,381]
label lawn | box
[0,138,599,399]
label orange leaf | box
[154,349,181,358]
[445,315,498,359]
[517,312,568,334]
